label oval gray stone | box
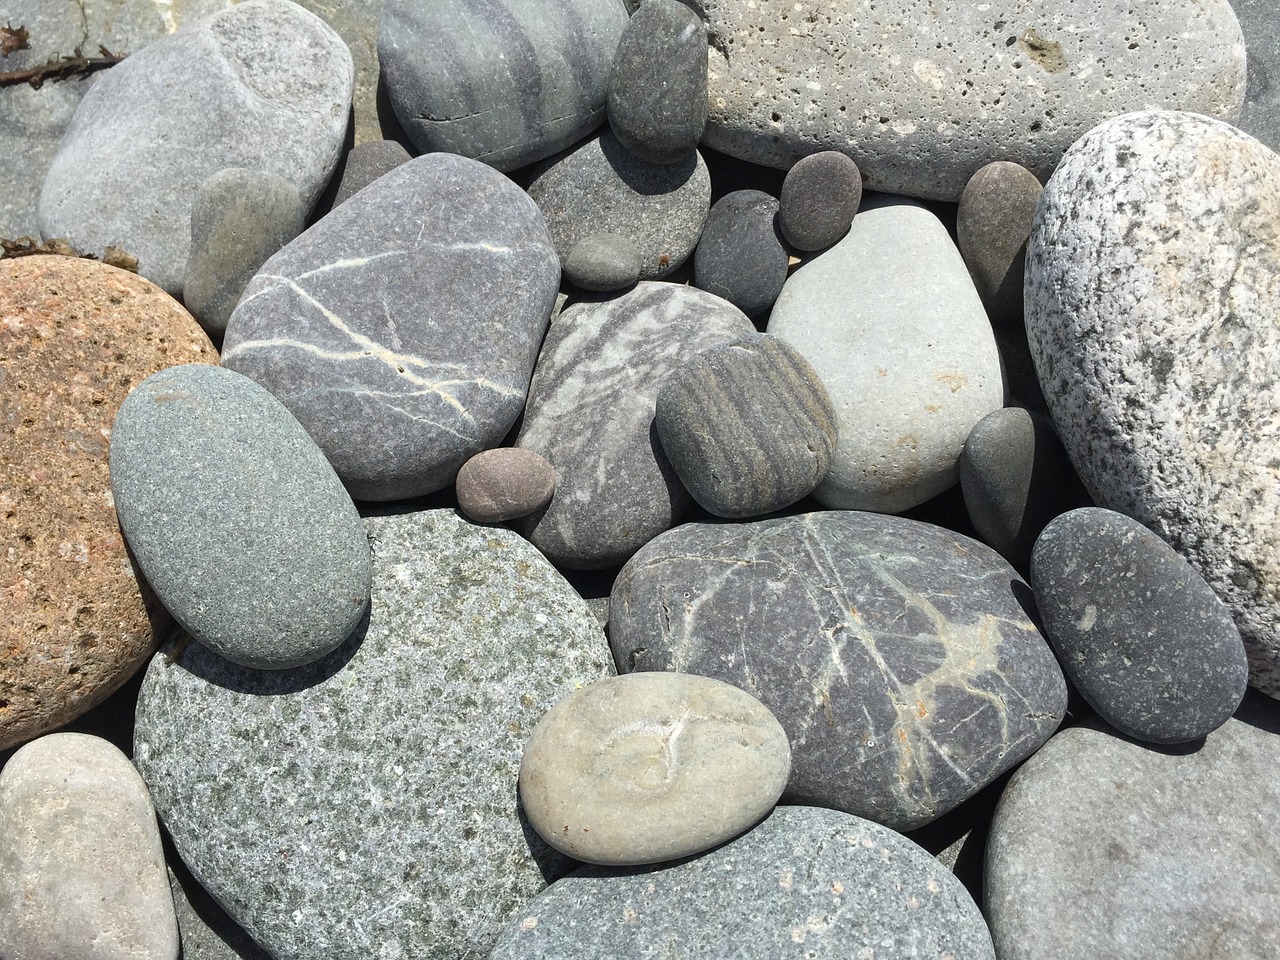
[109,364,370,670]
[696,0,1245,200]
[133,509,613,960]
[222,152,561,502]
[768,198,1004,513]
[610,512,1067,831]
[519,672,790,865]
[490,805,996,959]
[778,151,862,251]
[562,232,642,292]
[692,189,789,319]
[36,0,353,295]
[957,160,1042,326]
[1024,110,1280,696]
[456,447,557,523]
[0,733,178,960]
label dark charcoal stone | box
[956,160,1042,325]
[654,333,836,517]
[332,139,412,207]
[610,511,1067,830]
[222,153,560,502]
[778,151,862,251]
[607,0,708,164]
[1030,507,1249,743]
[490,805,996,960]
[692,189,789,318]
[563,232,642,291]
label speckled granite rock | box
[36,0,354,295]
[490,805,996,959]
[0,733,178,960]
[1025,110,1280,696]
[986,694,1280,959]
[110,365,371,670]
[134,509,612,960]
[610,512,1066,830]
[697,0,1245,200]
[515,282,754,569]
[222,153,560,501]
[1,256,216,752]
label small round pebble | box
[693,189,789,318]
[957,160,1043,325]
[455,447,557,523]
[332,139,412,206]
[562,232,642,292]
[1031,507,1249,744]
[778,150,862,251]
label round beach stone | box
[1,256,216,752]
[109,364,371,670]
[654,333,837,518]
[1031,508,1249,744]
[1024,110,1280,696]
[692,190,789,318]
[491,805,996,959]
[563,233,642,292]
[332,139,413,207]
[0,733,178,960]
[519,672,790,866]
[778,151,862,251]
[455,447,557,524]
[957,160,1042,325]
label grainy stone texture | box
[957,160,1042,325]
[331,140,412,206]
[515,282,754,569]
[986,695,1280,959]
[692,190,789,318]
[519,672,790,865]
[696,0,1245,200]
[378,0,627,170]
[768,198,1004,513]
[0,733,178,960]
[563,233,642,291]
[183,168,306,338]
[1024,110,1280,696]
[292,0,391,145]
[1031,508,1248,744]
[134,510,613,960]
[610,512,1067,831]
[168,864,271,960]
[528,130,711,279]
[490,805,996,960]
[654,333,837,518]
[110,365,371,670]
[0,256,215,751]
[1234,0,1280,154]
[456,447,557,524]
[222,153,560,501]
[607,0,708,164]
[778,151,862,251]
[36,0,354,295]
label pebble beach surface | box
[1,1,1279,958]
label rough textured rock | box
[696,0,1246,200]
[515,282,754,569]
[0,733,179,960]
[527,130,712,279]
[292,0,392,145]
[134,510,613,960]
[986,695,1280,959]
[331,139,412,207]
[110,365,371,670]
[956,160,1042,325]
[610,512,1067,831]
[491,805,996,960]
[1031,508,1248,743]
[0,256,216,751]
[37,0,354,295]
[378,0,627,170]
[768,198,1004,513]
[562,233,642,292]
[778,151,862,251]
[1024,110,1280,696]
[519,672,790,865]
[222,153,560,501]
[692,190,789,319]
[456,447,557,524]
[654,333,837,518]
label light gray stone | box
[1024,109,1280,696]
[0,733,178,960]
[768,198,1004,513]
[133,509,613,960]
[109,364,371,670]
[696,0,1245,200]
[36,0,353,295]
[519,672,790,865]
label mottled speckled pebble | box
[455,447,557,523]
[693,190,789,318]
[957,160,1042,325]
[778,151,862,251]
[563,232,642,291]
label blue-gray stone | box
[222,152,560,502]
[133,509,613,960]
[610,511,1067,830]
[1235,0,1280,154]
[490,805,996,960]
[562,232,641,292]
[109,364,370,670]
[377,0,627,171]
[1031,507,1249,743]
[692,189,788,319]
